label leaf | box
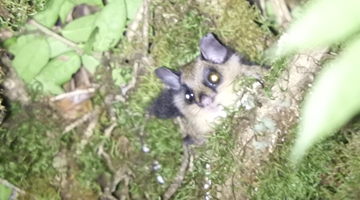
[33,0,65,28]
[0,183,12,200]
[47,37,73,58]
[67,0,103,7]
[8,34,36,54]
[62,14,98,42]
[81,54,100,74]
[112,68,125,85]
[83,27,98,54]
[112,68,132,85]
[33,51,81,94]
[291,36,360,162]
[12,37,51,83]
[31,80,65,95]
[271,0,360,57]
[59,1,75,24]
[126,0,143,21]
[92,0,127,51]
[3,37,17,49]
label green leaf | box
[92,0,127,51]
[67,0,103,7]
[8,34,36,54]
[3,37,17,49]
[125,0,143,21]
[59,1,75,24]
[62,14,98,42]
[47,37,73,58]
[33,51,81,94]
[0,183,12,200]
[291,36,360,162]
[12,37,51,83]
[31,80,65,94]
[33,0,65,28]
[112,68,132,85]
[83,27,98,54]
[81,54,100,74]
[271,0,360,57]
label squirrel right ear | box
[155,67,181,91]
[200,33,232,64]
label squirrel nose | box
[199,94,212,107]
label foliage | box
[0,183,12,200]
[269,0,360,161]
[4,0,142,94]
[0,0,273,199]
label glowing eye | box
[185,90,194,103]
[208,72,220,84]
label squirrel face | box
[150,33,264,144]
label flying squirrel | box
[149,33,268,145]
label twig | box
[126,0,145,42]
[141,0,150,54]
[0,178,26,196]
[97,122,117,172]
[269,0,292,27]
[76,107,99,154]
[99,147,115,172]
[121,61,139,96]
[162,144,190,200]
[278,0,292,22]
[120,0,150,96]
[28,19,84,55]
[259,0,267,16]
[104,122,117,138]
[51,88,95,102]
[62,108,99,134]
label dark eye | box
[184,89,195,103]
[208,72,220,85]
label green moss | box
[0,0,49,29]
[151,1,212,68]
[216,0,270,61]
[139,0,270,198]
[248,120,360,199]
[264,56,290,95]
[0,104,59,184]
[120,74,184,198]
[18,176,61,200]
[0,0,273,198]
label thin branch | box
[269,0,292,27]
[120,0,150,96]
[141,0,150,55]
[162,144,190,200]
[0,178,26,196]
[51,88,95,102]
[121,61,139,96]
[62,108,99,134]
[126,0,145,42]
[28,19,84,55]
[75,107,99,155]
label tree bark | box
[220,49,328,199]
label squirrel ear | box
[200,33,232,64]
[155,67,181,91]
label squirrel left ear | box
[200,33,232,64]
[155,67,181,91]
